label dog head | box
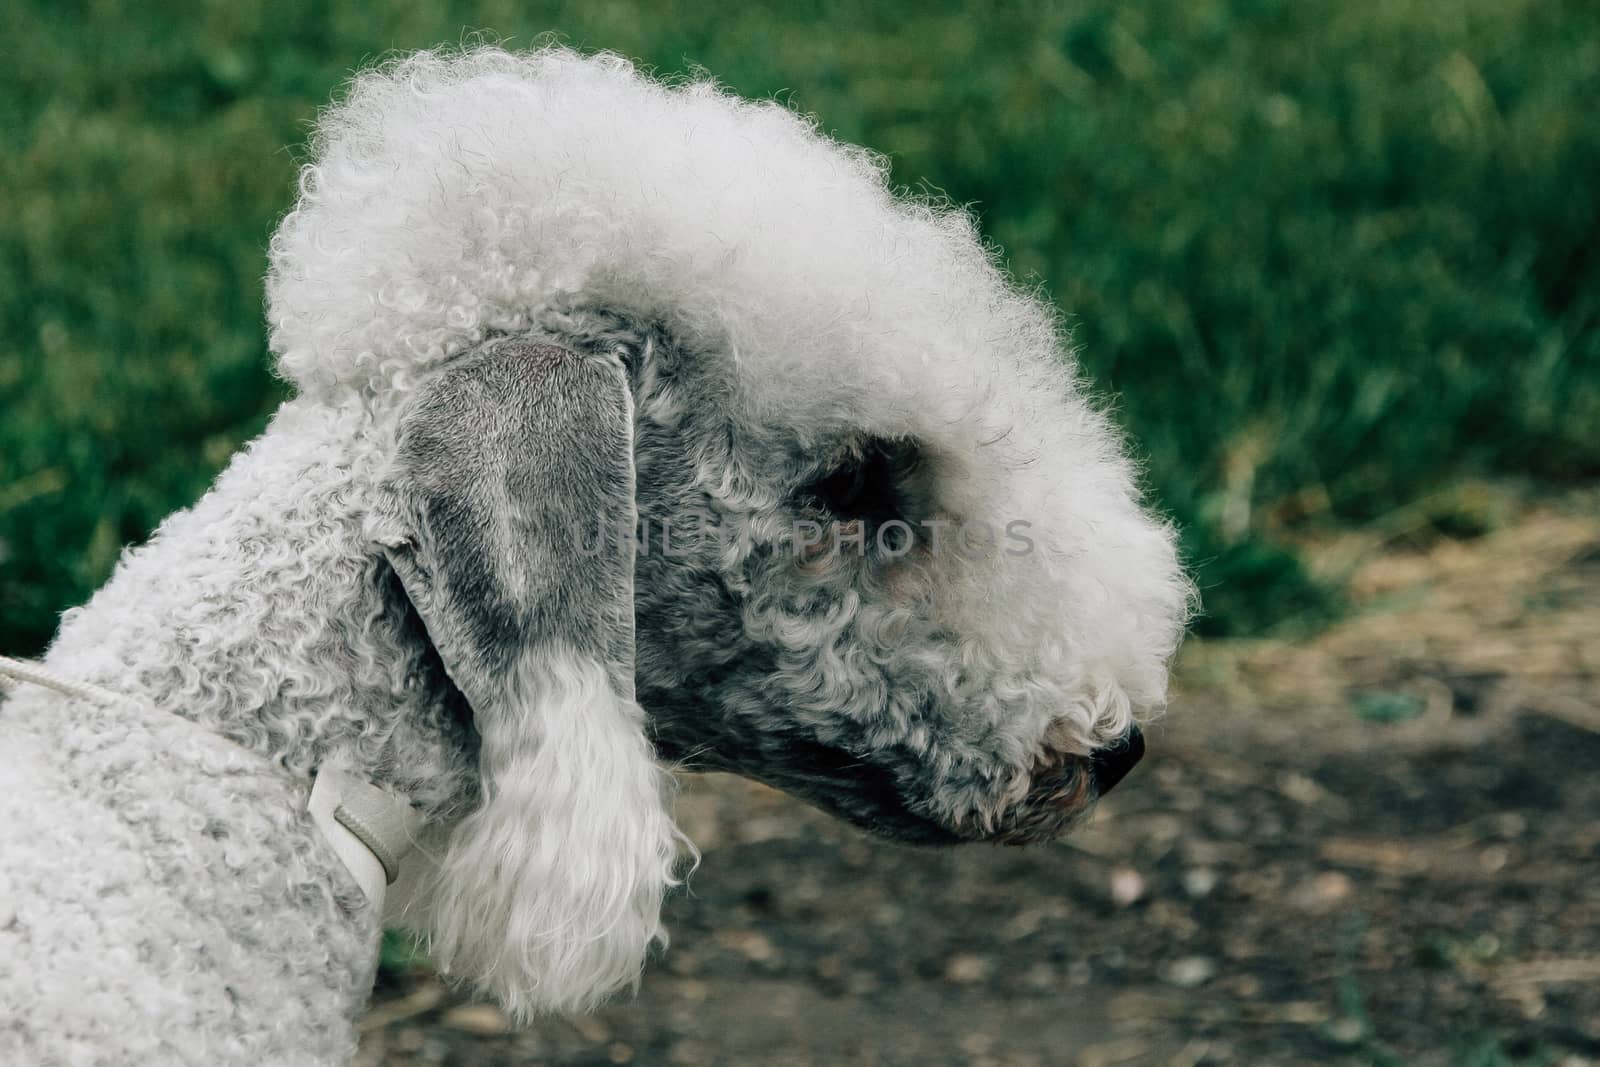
[270,46,1191,1016]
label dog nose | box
[1090,727,1145,795]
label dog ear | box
[370,337,680,1017]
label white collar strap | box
[307,768,423,908]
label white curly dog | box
[0,47,1189,1065]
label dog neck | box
[42,397,478,817]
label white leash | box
[0,654,421,908]
[0,654,120,705]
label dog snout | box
[1089,726,1145,796]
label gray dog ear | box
[369,337,679,1017]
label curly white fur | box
[410,647,681,1017]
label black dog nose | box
[1090,727,1145,796]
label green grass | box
[3,0,1597,651]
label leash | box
[0,654,120,705]
[0,654,421,909]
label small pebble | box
[1326,1016,1366,1045]
[573,1016,610,1043]
[1208,807,1249,838]
[1109,866,1146,907]
[726,930,776,962]
[1182,867,1219,899]
[1022,962,1058,991]
[1164,955,1216,988]
[943,953,992,984]
[439,1004,510,1035]
[1291,870,1353,911]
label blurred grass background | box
[2,0,1597,652]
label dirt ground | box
[357,487,1600,1067]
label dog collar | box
[307,768,423,908]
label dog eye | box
[805,438,922,526]
[810,460,870,514]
